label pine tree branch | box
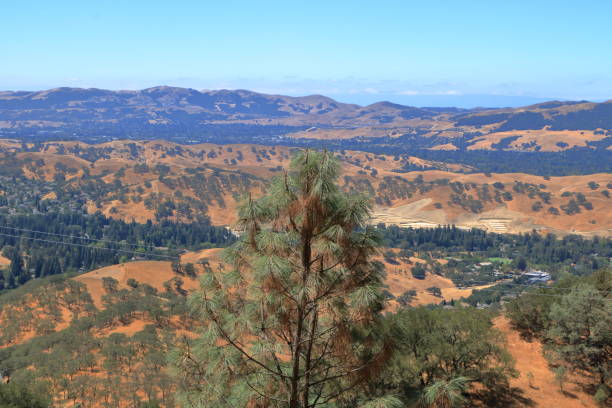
[204,297,289,380]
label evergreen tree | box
[421,377,469,408]
[0,381,50,408]
[172,150,389,407]
[8,249,25,286]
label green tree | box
[8,249,25,286]
[0,382,50,408]
[172,150,388,407]
[375,307,514,400]
[516,257,527,271]
[421,376,469,408]
[546,284,611,386]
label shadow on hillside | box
[561,389,578,399]
[472,384,535,407]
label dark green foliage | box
[427,286,442,297]
[397,289,417,306]
[366,307,515,405]
[379,225,611,281]
[412,264,427,280]
[588,181,600,190]
[0,382,50,408]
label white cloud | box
[398,89,462,96]
[398,90,419,95]
[437,90,462,95]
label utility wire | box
[0,231,179,260]
[0,224,168,250]
[0,228,607,300]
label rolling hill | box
[0,248,603,407]
[1,140,610,236]
[1,87,611,156]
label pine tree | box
[421,377,469,408]
[173,150,389,407]
[9,249,25,285]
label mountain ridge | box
[1,87,611,154]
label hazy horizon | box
[0,84,602,109]
[3,1,612,108]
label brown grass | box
[75,261,199,308]
[494,316,597,408]
[1,139,610,236]
[467,129,606,152]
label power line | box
[0,231,179,260]
[0,228,607,301]
[0,224,159,250]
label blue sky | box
[2,0,611,107]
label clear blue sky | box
[2,0,611,107]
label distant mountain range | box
[0,87,611,153]
[0,86,462,126]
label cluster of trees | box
[380,225,611,273]
[506,269,611,405]
[4,110,612,175]
[380,225,610,292]
[0,277,95,345]
[0,382,50,408]
[0,271,197,407]
[559,191,594,215]
[344,170,593,216]
[0,146,266,225]
[364,308,516,406]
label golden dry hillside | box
[0,141,612,236]
[0,248,494,350]
[493,317,598,408]
[1,139,610,236]
[0,249,601,408]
